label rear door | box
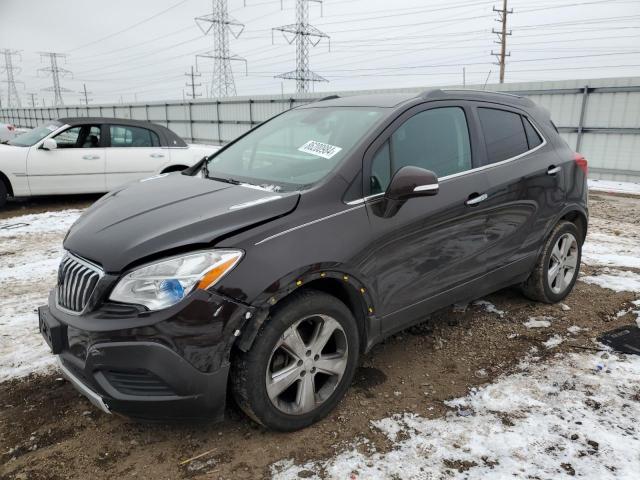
[27,124,106,195]
[472,103,564,271]
[104,124,166,190]
[358,102,492,332]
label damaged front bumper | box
[40,287,256,421]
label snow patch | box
[543,334,564,349]
[273,351,640,479]
[524,316,553,328]
[582,232,640,269]
[588,179,640,196]
[580,269,640,293]
[472,299,505,317]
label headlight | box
[109,250,242,310]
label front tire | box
[231,290,359,431]
[521,220,582,303]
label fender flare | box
[235,264,377,352]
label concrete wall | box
[2,76,639,182]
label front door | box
[27,124,106,195]
[357,104,492,333]
[105,124,166,190]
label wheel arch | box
[235,268,376,354]
[0,170,14,196]
[160,164,189,174]
[559,207,588,244]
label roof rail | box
[443,88,524,99]
[417,89,445,100]
[316,95,340,102]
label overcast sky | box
[1,0,640,106]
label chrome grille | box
[56,253,103,314]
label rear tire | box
[231,290,359,431]
[521,220,581,303]
[0,181,7,209]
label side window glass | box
[53,127,82,148]
[370,141,391,195]
[81,126,101,148]
[110,125,159,148]
[478,108,528,163]
[390,107,472,178]
[523,117,543,149]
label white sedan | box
[0,118,220,207]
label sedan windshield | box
[206,107,384,190]
[8,122,62,147]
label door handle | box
[82,155,100,160]
[150,153,165,158]
[465,193,488,206]
[547,165,561,175]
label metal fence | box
[2,77,640,182]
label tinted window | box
[370,141,391,194]
[391,107,472,178]
[523,117,543,149]
[478,108,528,163]
[110,125,160,148]
[53,125,101,149]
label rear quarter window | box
[478,107,529,163]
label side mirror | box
[373,166,439,218]
[41,138,57,150]
[385,165,439,201]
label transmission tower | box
[38,52,73,106]
[273,0,329,93]
[0,49,24,108]
[491,0,512,84]
[195,0,247,98]
[185,65,202,99]
[27,92,37,107]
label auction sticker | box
[298,140,342,159]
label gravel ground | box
[0,192,639,480]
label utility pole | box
[38,52,72,106]
[491,0,512,84]
[185,65,202,99]
[195,0,247,98]
[28,92,37,107]
[273,0,329,93]
[79,83,92,106]
[0,49,24,108]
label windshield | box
[206,107,384,190]
[7,122,62,147]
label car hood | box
[64,173,299,272]
[0,143,29,156]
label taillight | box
[574,152,588,175]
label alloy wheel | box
[265,314,348,415]
[547,232,578,294]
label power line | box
[273,0,330,93]
[0,49,23,108]
[491,0,513,83]
[195,0,247,98]
[66,0,190,53]
[37,52,73,106]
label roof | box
[56,117,187,147]
[300,88,536,110]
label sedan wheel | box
[266,314,348,415]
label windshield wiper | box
[207,174,242,185]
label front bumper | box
[40,287,255,421]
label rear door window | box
[109,125,160,148]
[478,108,529,163]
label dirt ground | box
[1,193,639,480]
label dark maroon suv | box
[39,89,588,430]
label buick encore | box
[39,89,588,431]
